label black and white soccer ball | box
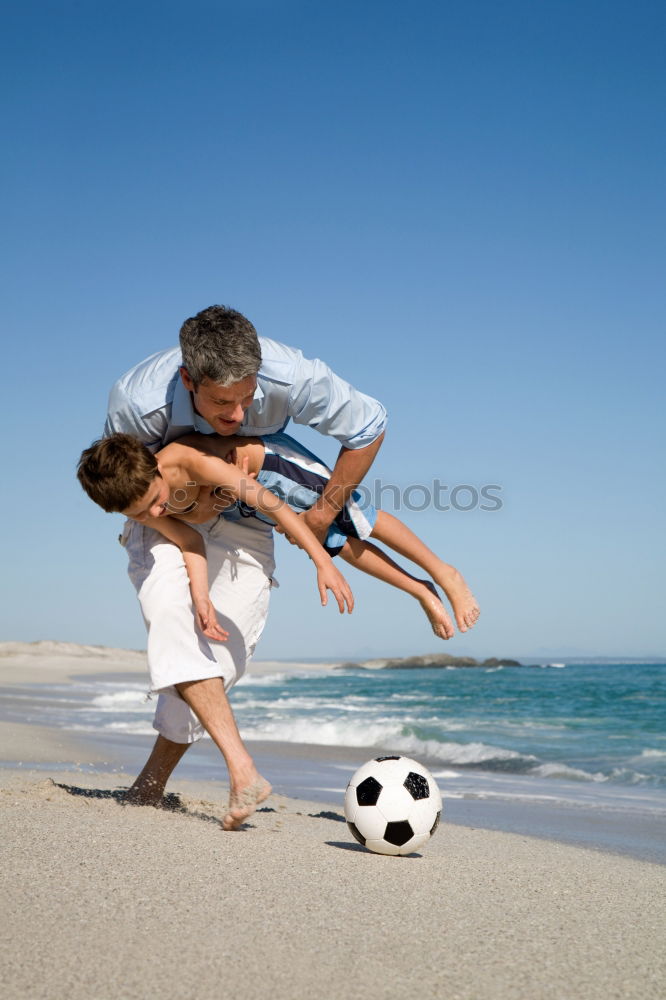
[344,755,442,856]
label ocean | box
[3,660,665,861]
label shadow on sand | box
[326,840,423,857]
[308,810,346,823]
[52,780,223,826]
[52,783,366,836]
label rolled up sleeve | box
[104,380,167,451]
[287,354,388,449]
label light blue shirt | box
[104,337,387,452]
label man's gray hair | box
[179,305,262,387]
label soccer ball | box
[344,755,442,856]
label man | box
[105,304,386,823]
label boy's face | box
[180,368,257,435]
[122,472,170,522]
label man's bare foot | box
[418,581,455,640]
[123,780,165,808]
[123,735,190,808]
[433,566,480,632]
[222,776,272,830]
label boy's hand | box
[316,561,355,614]
[194,598,229,642]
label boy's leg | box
[368,511,480,632]
[339,538,456,639]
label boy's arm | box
[157,434,244,511]
[140,514,228,641]
[167,444,354,613]
[162,432,240,462]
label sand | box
[0,640,148,685]
[1,643,665,999]
[0,640,334,684]
[2,766,665,1000]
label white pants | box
[122,515,275,744]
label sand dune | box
[0,641,147,685]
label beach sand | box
[1,644,665,999]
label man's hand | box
[275,504,335,546]
[212,453,255,513]
[302,504,336,543]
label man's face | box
[122,473,170,522]
[180,369,257,435]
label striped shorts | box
[237,431,378,555]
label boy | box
[80,430,478,643]
[78,434,354,637]
[183,430,480,640]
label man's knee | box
[153,688,206,744]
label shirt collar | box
[171,377,197,426]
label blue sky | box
[1,0,664,659]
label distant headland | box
[335,654,528,670]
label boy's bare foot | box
[418,581,455,639]
[433,566,480,632]
[222,775,272,830]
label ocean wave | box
[635,748,666,760]
[529,762,607,783]
[432,741,535,767]
[238,715,539,770]
[240,717,405,748]
[607,767,651,785]
[69,720,156,736]
[236,672,289,685]
[235,696,368,713]
[91,689,149,710]
[387,693,438,701]
[105,721,158,736]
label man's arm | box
[104,380,169,451]
[296,433,385,541]
[283,349,387,541]
[103,348,185,451]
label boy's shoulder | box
[158,434,237,476]
[155,439,197,483]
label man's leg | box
[176,677,271,829]
[125,734,190,806]
[122,515,275,809]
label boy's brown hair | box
[77,434,159,512]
